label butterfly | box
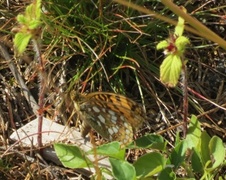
[70,91,146,146]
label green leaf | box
[54,143,91,168]
[158,167,176,180]
[28,20,42,30]
[134,152,165,178]
[206,136,225,170]
[25,4,33,20]
[174,7,186,37]
[88,141,125,160]
[16,14,27,24]
[186,115,201,149]
[175,36,190,54]
[174,132,181,146]
[14,0,42,55]
[160,54,182,87]
[34,0,42,19]
[25,0,42,30]
[200,131,211,166]
[131,134,166,150]
[14,32,32,55]
[25,0,41,21]
[109,158,136,180]
[170,140,188,168]
[191,149,203,173]
[156,40,169,50]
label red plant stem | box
[182,61,188,138]
[33,39,45,148]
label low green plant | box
[54,115,225,179]
[157,7,189,88]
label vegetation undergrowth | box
[0,0,226,179]
[54,115,225,179]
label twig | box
[0,42,39,115]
